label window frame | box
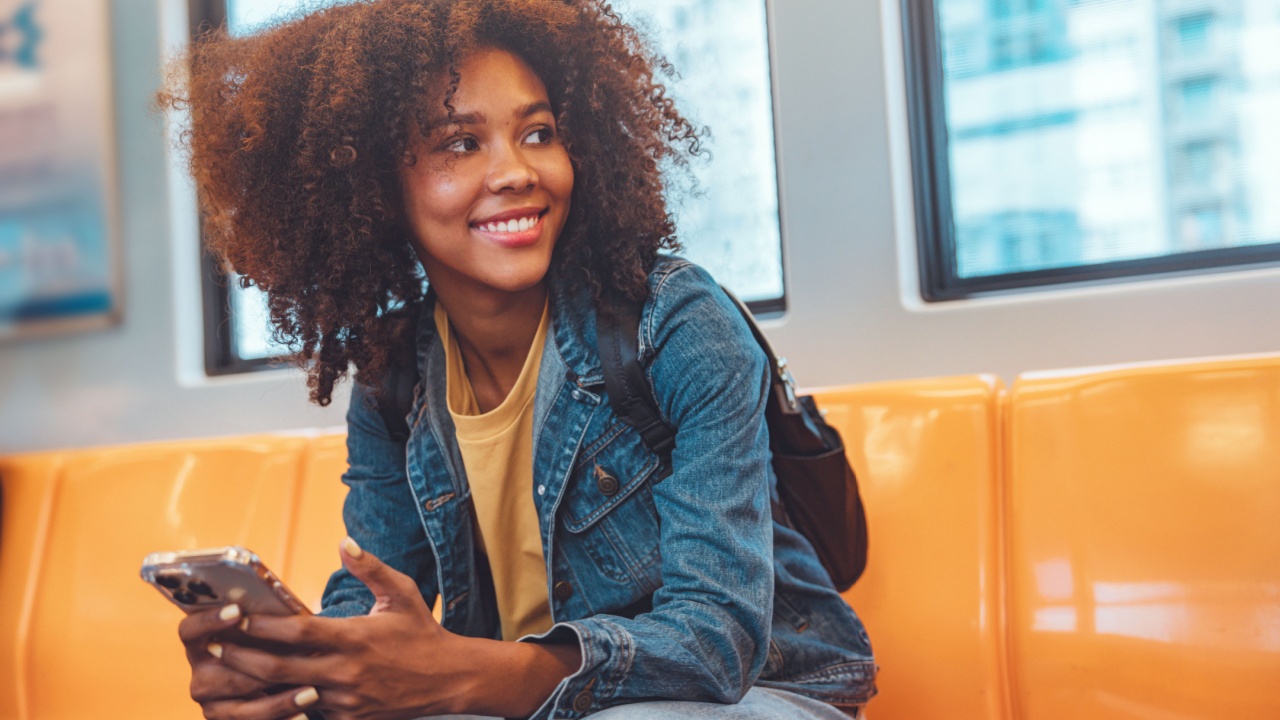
[902,0,1280,302]
[190,0,279,376]
[193,0,787,375]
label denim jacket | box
[320,256,877,718]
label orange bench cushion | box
[0,453,62,720]
[816,375,1007,720]
[1,437,311,720]
[1007,356,1280,720]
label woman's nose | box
[487,146,539,193]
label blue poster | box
[0,0,118,339]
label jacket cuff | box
[315,599,370,619]
[516,616,633,719]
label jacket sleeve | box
[518,261,775,717]
[318,379,439,618]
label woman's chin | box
[473,264,554,298]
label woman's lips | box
[470,211,545,248]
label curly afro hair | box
[160,0,702,405]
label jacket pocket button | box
[572,689,593,712]
[595,466,619,496]
[553,581,574,601]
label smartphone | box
[140,546,311,616]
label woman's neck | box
[435,283,547,413]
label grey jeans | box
[424,686,866,719]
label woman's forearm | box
[451,636,583,717]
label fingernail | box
[294,686,319,707]
[288,715,308,720]
[207,642,223,659]
[341,536,363,559]
[219,604,241,622]
[238,617,250,632]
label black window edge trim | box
[901,0,1280,302]
[760,0,789,319]
[931,244,1280,299]
[202,249,288,377]
[189,0,226,36]
[902,0,958,303]
[191,0,263,377]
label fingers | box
[237,613,347,651]
[338,537,422,613]
[216,642,337,687]
[190,658,273,703]
[181,603,247,649]
[199,683,319,720]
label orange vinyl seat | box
[280,432,351,613]
[814,376,1008,720]
[1005,355,1280,720]
[0,453,63,720]
[0,436,314,720]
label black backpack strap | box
[597,294,676,463]
[377,357,418,444]
[375,301,425,445]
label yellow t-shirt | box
[436,300,553,642]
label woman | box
[162,1,875,718]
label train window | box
[195,0,784,374]
[905,0,1280,300]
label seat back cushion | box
[814,376,1008,720]
[23,437,307,720]
[1007,355,1280,720]
[282,433,350,612]
[0,453,63,720]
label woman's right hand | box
[179,604,309,719]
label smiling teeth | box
[481,216,538,233]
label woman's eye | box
[443,136,479,153]
[526,127,555,144]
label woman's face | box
[400,47,574,302]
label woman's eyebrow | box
[516,100,554,118]
[424,112,485,133]
[422,102,552,134]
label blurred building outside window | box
[922,0,1280,295]
[217,0,785,365]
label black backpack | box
[596,287,867,591]
[376,289,868,592]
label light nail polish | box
[294,687,319,707]
[341,536,364,559]
[207,643,223,659]
[238,616,250,632]
[219,604,241,622]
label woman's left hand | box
[210,538,467,720]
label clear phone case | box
[140,546,311,616]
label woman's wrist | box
[453,636,583,717]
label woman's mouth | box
[470,210,546,248]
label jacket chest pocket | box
[559,422,663,586]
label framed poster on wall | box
[0,0,120,340]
